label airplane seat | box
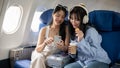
[11,8,69,68]
[10,45,35,68]
[14,60,31,68]
[89,10,120,66]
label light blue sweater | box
[70,27,111,66]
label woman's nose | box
[58,17,64,21]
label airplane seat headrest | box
[89,10,120,31]
[40,9,53,25]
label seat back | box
[89,10,120,64]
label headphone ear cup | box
[83,15,89,24]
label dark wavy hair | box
[68,6,90,40]
[49,4,68,41]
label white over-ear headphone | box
[79,3,89,24]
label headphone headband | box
[79,3,89,24]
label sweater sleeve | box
[77,27,102,57]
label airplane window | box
[31,11,43,32]
[2,5,22,34]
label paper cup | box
[69,43,77,54]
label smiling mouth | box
[73,25,77,27]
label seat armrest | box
[10,46,36,60]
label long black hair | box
[49,4,68,41]
[68,6,90,40]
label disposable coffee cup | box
[69,43,77,54]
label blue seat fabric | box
[89,10,120,64]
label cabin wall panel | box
[0,0,34,60]
[0,0,4,17]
